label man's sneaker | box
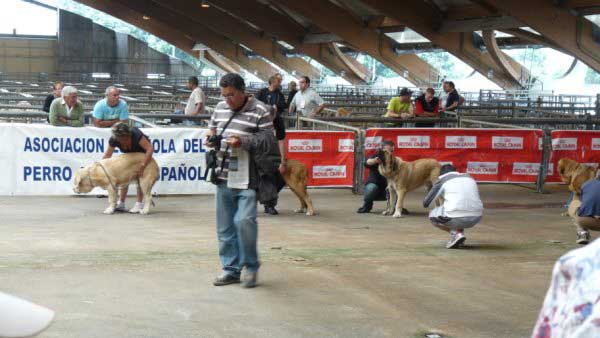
[129,202,144,214]
[213,273,240,286]
[115,202,126,212]
[577,231,591,245]
[265,206,279,215]
[446,232,466,249]
[241,271,258,288]
[356,206,371,213]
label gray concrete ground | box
[0,184,579,338]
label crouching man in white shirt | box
[423,164,483,249]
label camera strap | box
[206,110,240,182]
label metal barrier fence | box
[2,109,599,194]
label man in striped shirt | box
[206,73,278,288]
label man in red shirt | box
[414,88,440,128]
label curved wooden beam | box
[485,0,600,73]
[482,30,529,88]
[361,0,529,89]
[209,0,369,84]
[330,43,369,81]
[150,0,320,80]
[205,50,241,74]
[276,0,440,87]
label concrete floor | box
[0,184,579,338]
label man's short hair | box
[444,81,455,89]
[382,140,395,147]
[425,87,435,95]
[440,164,457,175]
[219,73,245,91]
[105,86,119,96]
[300,76,310,84]
[188,76,199,86]
[52,81,64,90]
[61,86,77,97]
[268,75,277,85]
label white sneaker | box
[115,202,126,212]
[129,202,144,214]
[446,232,466,249]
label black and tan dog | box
[377,148,441,218]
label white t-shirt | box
[185,87,205,115]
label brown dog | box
[558,158,597,196]
[282,159,315,216]
[73,153,160,215]
[378,149,441,218]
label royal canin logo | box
[396,135,430,149]
[364,136,382,150]
[592,138,600,151]
[338,139,354,152]
[445,136,477,149]
[467,162,498,175]
[551,138,577,150]
[288,139,323,152]
[512,163,554,176]
[492,136,523,150]
[313,165,346,178]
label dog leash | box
[96,162,118,192]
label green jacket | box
[49,98,85,127]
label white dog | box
[73,153,159,214]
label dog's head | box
[377,147,399,176]
[558,158,578,183]
[73,166,94,194]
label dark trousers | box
[262,172,287,208]
[362,183,387,209]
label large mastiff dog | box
[73,153,159,214]
[282,159,315,216]
[378,149,441,218]
[558,158,597,196]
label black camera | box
[207,134,223,149]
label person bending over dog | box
[103,123,154,213]
[423,164,483,249]
[568,172,600,245]
[357,140,393,214]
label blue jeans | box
[216,184,260,277]
[363,183,387,209]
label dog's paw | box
[382,210,391,216]
[561,211,569,217]
[306,210,316,216]
[103,207,115,215]
[294,208,306,214]
[140,209,150,215]
[392,212,403,218]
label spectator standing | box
[183,76,205,126]
[286,80,298,108]
[440,81,463,113]
[288,76,325,118]
[43,81,63,113]
[255,75,288,215]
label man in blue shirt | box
[92,86,129,128]
[569,173,600,244]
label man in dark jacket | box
[255,75,287,215]
[206,73,280,288]
[357,140,394,213]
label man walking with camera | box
[206,73,280,288]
